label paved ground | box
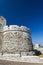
[0,60,43,65]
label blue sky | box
[0,0,43,45]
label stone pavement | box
[0,60,43,65]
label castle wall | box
[0,16,6,27]
[0,16,6,52]
[2,25,33,53]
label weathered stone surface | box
[2,25,33,53]
[0,16,6,52]
[0,16,33,55]
[0,16,6,27]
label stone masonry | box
[0,16,34,55]
[2,25,33,53]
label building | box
[0,16,6,51]
[0,16,34,55]
[33,44,43,54]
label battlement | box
[3,25,30,32]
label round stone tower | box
[2,25,34,55]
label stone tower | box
[0,16,34,55]
[2,25,34,55]
[0,16,6,51]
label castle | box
[0,16,34,55]
[0,16,43,63]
